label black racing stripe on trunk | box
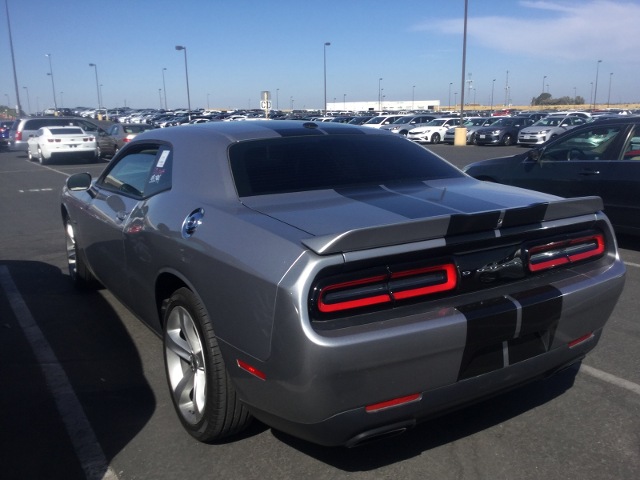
[456,285,563,380]
[389,182,506,213]
[501,203,548,228]
[447,211,503,236]
[335,185,456,219]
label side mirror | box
[527,149,541,162]
[66,172,92,191]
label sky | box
[1,0,639,113]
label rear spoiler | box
[301,196,604,255]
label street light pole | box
[162,67,168,110]
[490,79,495,112]
[23,86,30,114]
[378,78,383,111]
[323,42,330,114]
[607,72,613,107]
[5,0,23,116]
[593,59,602,110]
[89,63,101,109]
[175,46,191,115]
[45,54,57,110]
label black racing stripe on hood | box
[335,185,459,219]
[456,285,563,380]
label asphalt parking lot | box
[0,144,638,480]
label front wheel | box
[431,133,441,144]
[163,288,252,442]
[501,133,514,146]
[64,217,98,290]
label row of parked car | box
[4,116,156,164]
[356,110,632,147]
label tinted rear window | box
[49,128,84,135]
[230,134,463,197]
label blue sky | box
[1,0,638,112]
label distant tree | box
[532,93,552,106]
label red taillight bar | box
[317,262,457,314]
[527,233,605,272]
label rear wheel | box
[37,147,48,165]
[163,288,252,442]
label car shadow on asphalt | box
[272,362,580,470]
[616,233,640,251]
[0,260,155,480]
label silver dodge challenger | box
[61,120,626,447]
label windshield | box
[464,118,486,127]
[426,119,448,126]
[534,117,564,127]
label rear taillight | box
[15,131,22,141]
[526,233,605,272]
[315,262,458,315]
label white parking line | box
[624,261,640,269]
[580,364,640,396]
[0,266,118,480]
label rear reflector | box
[527,233,605,272]
[237,359,266,380]
[568,332,594,348]
[366,393,421,413]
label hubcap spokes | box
[165,306,207,424]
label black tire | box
[38,147,48,165]
[163,287,252,442]
[64,217,98,290]
[96,146,102,159]
[431,132,441,144]
[501,133,514,146]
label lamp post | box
[590,82,594,106]
[276,88,279,110]
[448,82,452,109]
[162,67,168,110]
[607,72,613,107]
[592,59,602,110]
[490,79,496,112]
[159,89,163,109]
[542,75,546,95]
[45,54,57,110]
[89,63,101,109]
[23,86,30,114]
[175,45,191,115]
[323,42,330,114]
[5,0,23,116]
[378,77,383,111]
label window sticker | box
[157,149,170,168]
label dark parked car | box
[464,117,640,235]
[474,116,535,146]
[0,120,13,149]
[96,123,156,158]
[61,120,625,447]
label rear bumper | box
[249,333,595,447]
[226,254,625,446]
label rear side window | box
[230,134,463,197]
[99,144,172,198]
